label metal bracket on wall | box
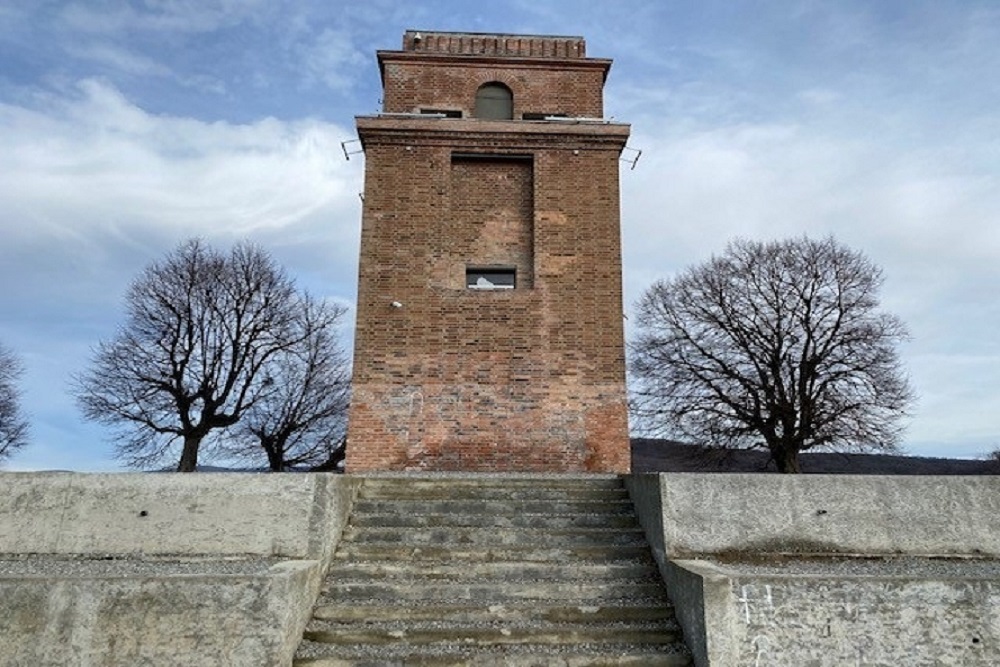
[620,146,642,171]
[341,139,364,161]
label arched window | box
[474,82,513,120]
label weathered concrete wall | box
[0,472,356,560]
[626,474,1000,666]
[0,473,358,667]
[629,473,1000,558]
[668,560,999,667]
[0,560,321,667]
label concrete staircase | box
[293,476,692,666]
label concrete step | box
[331,543,656,563]
[325,560,659,581]
[310,602,678,624]
[321,580,670,603]
[358,476,625,492]
[341,526,647,547]
[294,477,692,667]
[302,625,681,647]
[356,485,630,502]
[351,499,635,516]
[349,511,640,530]
[294,646,693,666]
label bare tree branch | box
[220,296,351,471]
[630,236,915,473]
[0,343,29,463]
[73,239,316,471]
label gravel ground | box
[0,554,284,577]
[708,554,1000,578]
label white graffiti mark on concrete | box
[752,634,777,667]
[738,585,752,623]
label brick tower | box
[346,30,631,473]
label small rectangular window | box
[522,112,568,120]
[467,268,516,290]
[420,108,462,118]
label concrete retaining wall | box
[1,560,322,667]
[626,474,1000,667]
[669,559,999,667]
[0,473,358,667]
[628,473,1000,558]
[0,472,356,560]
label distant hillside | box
[631,438,1000,475]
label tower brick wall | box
[346,31,631,472]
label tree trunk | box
[309,440,347,472]
[177,434,201,472]
[772,445,802,473]
[264,441,284,472]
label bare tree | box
[0,343,29,463]
[630,236,914,473]
[223,296,351,471]
[74,239,312,471]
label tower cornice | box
[356,116,630,151]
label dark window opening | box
[467,268,516,290]
[474,83,513,120]
[451,152,532,162]
[522,112,568,121]
[420,108,463,118]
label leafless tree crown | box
[0,343,29,463]
[630,236,914,473]
[74,239,349,471]
[222,295,350,471]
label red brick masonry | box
[346,31,631,473]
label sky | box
[1,0,999,470]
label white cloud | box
[65,42,173,77]
[0,76,366,470]
[299,28,368,92]
[0,78,361,240]
[620,111,1000,457]
[58,0,273,35]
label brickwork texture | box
[346,31,631,472]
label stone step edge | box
[354,492,631,501]
[351,478,625,486]
[331,545,655,560]
[325,562,658,575]
[317,587,669,603]
[348,513,640,522]
[348,507,637,517]
[293,652,692,667]
[342,528,646,538]
[310,603,676,623]
[303,626,682,646]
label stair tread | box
[311,603,677,623]
[294,478,691,666]
[333,544,655,562]
[304,625,681,645]
[295,649,692,667]
[351,500,636,514]
[326,561,660,578]
[349,514,640,528]
[295,644,693,667]
[320,582,670,603]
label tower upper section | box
[377,30,613,119]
